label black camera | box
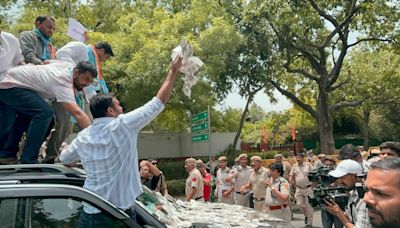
[308,166,349,209]
[308,166,337,186]
[309,186,348,210]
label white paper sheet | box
[67,18,86,42]
[171,41,204,98]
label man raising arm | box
[59,57,182,224]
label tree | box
[341,48,400,146]
[220,0,399,153]
[212,107,242,132]
[105,0,245,133]
[5,0,251,134]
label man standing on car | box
[0,30,25,158]
[59,57,182,223]
[0,61,95,164]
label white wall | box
[137,132,240,159]
[67,132,240,159]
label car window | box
[0,197,127,228]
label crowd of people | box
[0,15,183,226]
[0,15,113,164]
[181,142,400,228]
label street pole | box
[208,105,211,162]
[189,111,192,157]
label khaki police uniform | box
[216,167,234,204]
[185,168,204,201]
[265,176,291,222]
[290,162,313,226]
[282,161,291,181]
[231,165,252,207]
[250,167,270,211]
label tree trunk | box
[362,109,370,149]
[233,94,253,150]
[317,89,336,154]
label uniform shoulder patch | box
[283,182,289,189]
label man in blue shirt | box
[60,57,182,224]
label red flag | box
[291,128,296,141]
[262,126,267,143]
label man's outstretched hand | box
[170,57,183,74]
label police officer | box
[290,152,314,227]
[215,156,234,204]
[184,158,204,201]
[228,153,252,207]
[240,155,270,211]
[274,153,291,180]
[265,163,291,222]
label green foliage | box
[219,0,400,153]
[212,107,241,132]
[4,0,241,134]
[157,160,186,180]
[165,179,186,197]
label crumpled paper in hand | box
[171,41,204,98]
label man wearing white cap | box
[325,159,372,228]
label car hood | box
[136,188,293,228]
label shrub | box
[157,160,186,180]
[167,179,186,197]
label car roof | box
[0,163,86,175]
[0,164,86,186]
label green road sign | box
[192,134,209,142]
[191,111,208,123]
[191,122,208,132]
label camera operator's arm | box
[324,200,355,228]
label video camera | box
[309,186,348,210]
[308,166,367,209]
[308,166,336,186]
[308,166,348,209]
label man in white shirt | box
[59,57,182,223]
[42,41,114,164]
[0,61,96,164]
[0,30,25,159]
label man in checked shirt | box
[60,57,182,226]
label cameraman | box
[319,156,343,228]
[325,159,372,228]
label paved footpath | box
[291,208,323,228]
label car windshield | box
[136,187,294,228]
